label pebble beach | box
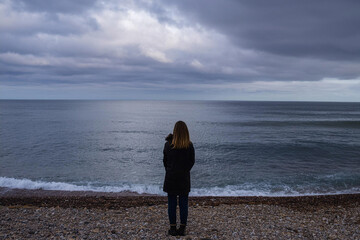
[1,188,360,239]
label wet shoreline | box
[1,187,359,209]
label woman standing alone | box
[163,121,195,236]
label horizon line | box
[0,99,359,103]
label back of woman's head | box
[172,121,191,149]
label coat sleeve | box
[187,144,195,171]
[163,143,168,168]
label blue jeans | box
[167,194,188,225]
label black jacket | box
[163,134,195,195]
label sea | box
[0,100,359,196]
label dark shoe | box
[168,226,177,236]
[177,224,186,236]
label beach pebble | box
[1,201,360,239]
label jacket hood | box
[165,133,173,142]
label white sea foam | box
[0,177,359,196]
[190,185,360,196]
[0,177,164,195]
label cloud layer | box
[1,0,360,100]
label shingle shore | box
[0,188,359,239]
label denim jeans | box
[167,194,188,225]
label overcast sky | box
[1,0,360,101]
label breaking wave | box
[1,177,359,197]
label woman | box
[163,121,195,236]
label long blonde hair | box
[172,121,191,149]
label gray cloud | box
[161,0,360,61]
[1,0,360,100]
[11,0,98,14]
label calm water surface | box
[0,100,359,196]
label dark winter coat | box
[163,134,195,195]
